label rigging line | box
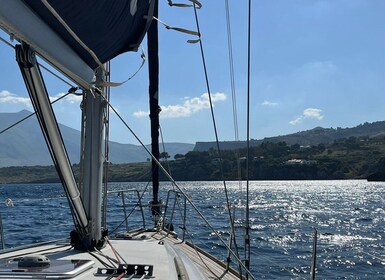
[0,36,13,48]
[0,36,75,88]
[224,0,243,205]
[192,1,241,268]
[100,93,256,280]
[105,237,129,266]
[41,0,105,72]
[87,250,114,268]
[159,125,188,228]
[94,248,119,268]
[104,236,122,263]
[37,62,75,88]
[245,0,252,274]
[159,126,186,226]
[224,0,243,272]
[159,125,172,176]
[225,0,239,142]
[0,91,74,135]
[158,126,187,233]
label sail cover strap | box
[153,16,200,43]
[167,0,202,9]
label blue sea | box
[0,180,385,279]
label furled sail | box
[0,0,154,87]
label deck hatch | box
[0,259,94,279]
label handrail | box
[162,190,187,241]
[0,212,4,250]
[107,189,146,230]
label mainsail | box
[0,0,155,87]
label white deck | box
[0,230,242,279]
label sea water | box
[0,180,384,279]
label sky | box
[1,0,385,145]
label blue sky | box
[1,0,385,145]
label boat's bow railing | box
[107,189,146,231]
[161,190,187,241]
[0,211,4,250]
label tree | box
[174,153,184,160]
[160,152,170,160]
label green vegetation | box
[2,135,385,184]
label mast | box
[78,67,107,249]
[147,0,161,222]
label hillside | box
[194,121,385,151]
[3,134,385,183]
[0,110,194,167]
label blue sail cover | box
[22,0,154,70]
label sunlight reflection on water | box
[1,180,385,279]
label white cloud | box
[0,90,31,106]
[0,90,83,108]
[50,92,83,104]
[133,92,227,119]
[289,107,324,125]
[133,110,149,118]
[289,116,303,125]
[303,108,324,120]
[261,100,278,107]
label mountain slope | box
[194,121,385,151]
[0,110,194,167]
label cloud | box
[133,110,149,118]
[289,108,324,125]
[50,92,83,104]
[303,108,324,119]
[0,90,83,107]
[0,90,31,106]
[133,92,227,119]
[261,100,278,107]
